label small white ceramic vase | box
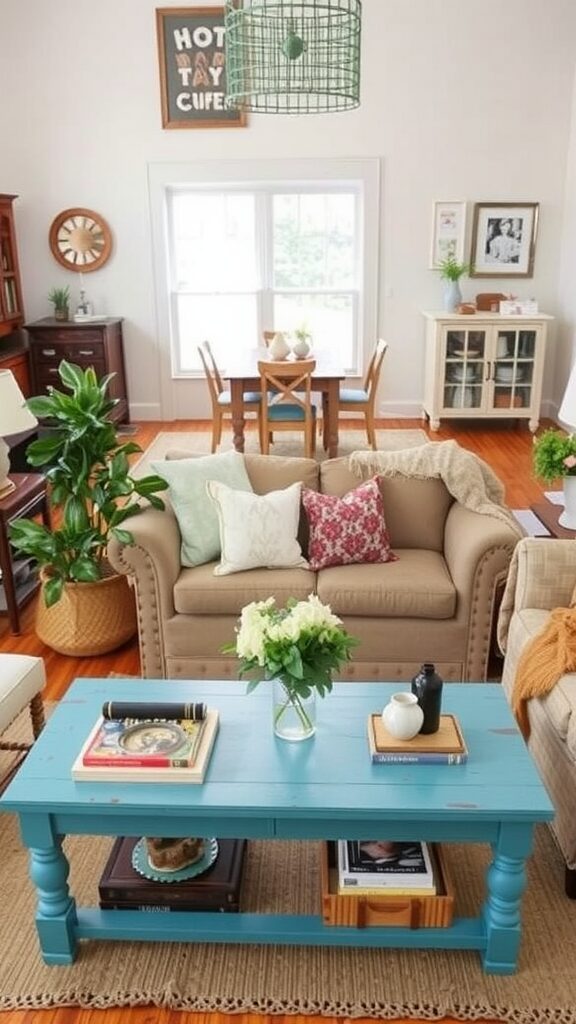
[268,332,290,360]
[292,336,311,358]
[381,692,424,741]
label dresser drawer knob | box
[78,349,95,356]
[41,348,56,356]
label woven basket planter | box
[35,566,137,656]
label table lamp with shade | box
[0,370,38,499]
[558,360,576,529]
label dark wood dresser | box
[25,317,129,423]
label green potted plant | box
[9,360,168,655]
[437,256,471,312]
[48,285,70,321]
[533,428,576,528]
[292,323,312,358]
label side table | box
[530,500,576,539]
[0,473,50,634]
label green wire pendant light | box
[224,0,362,114]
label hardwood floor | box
[0,416,554,1024]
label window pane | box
[274,292,354,368]
[171,192,257,292]
[273,193,355,289]
[175,294,257,372]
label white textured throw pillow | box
[206,480,308,576]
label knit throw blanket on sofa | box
[348,440,523,535]
[512,606,576,739]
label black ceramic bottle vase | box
[410,662,443,734]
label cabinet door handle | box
[484,361,492,381]
[41,348,56,356]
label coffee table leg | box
[481,823,532,974]
[30,841,78,964]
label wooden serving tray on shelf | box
[320,841,454,929]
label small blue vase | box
[443,280,462,312]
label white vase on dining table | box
[268,332,290,360]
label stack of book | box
[99,837,246,912]
[72,700,219,783]
[337,839,436,895]
[367,712,468,764]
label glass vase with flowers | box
[224,595,358,741]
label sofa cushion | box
[316,549,456,619]
[244,453,319,555]
[302,478,396,570]
[152,450,253,568]
[207,480,307,576]
[319,458,452,552]
[173,564,315,616]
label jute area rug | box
[131,428,429,476]
[1,714,576,1021]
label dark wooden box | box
[99,837,246,912]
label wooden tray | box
[320,841,454,928]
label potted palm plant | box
[48,285,70,321]
[437,256,471,312]
[9,360,168,655]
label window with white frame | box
[167,182,362,375]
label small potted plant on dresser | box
[8,360,168,655]
[48,285,70,321]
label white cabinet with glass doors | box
[422,312,554,432]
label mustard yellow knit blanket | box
[512,607,576,739]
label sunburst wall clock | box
[49,208,112,272]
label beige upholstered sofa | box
[109,446,519,687]
[497,537,576,897]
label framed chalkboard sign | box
[156,7,246,129]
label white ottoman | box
[0,654,45,753]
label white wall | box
[1,0,576,420]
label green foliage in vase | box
[47,285,70,311]
[533,428,576,482]
[437,256,471,281]
[223,595,358,700]
[8,360,168,607]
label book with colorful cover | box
[337,839,436,894]
[72,709,219,783]
[367,712,468,765]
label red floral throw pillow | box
[302,477,397,571]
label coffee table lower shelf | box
[70,906,486,952]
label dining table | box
[226,347,346,459]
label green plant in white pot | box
[533,428,576,528]
[9,360,168,655]
[437,256,470,313]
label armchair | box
[497,537,576,897]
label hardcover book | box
[367,712,468,764]
[337,839,436,894]
[72,709,219,783]
[98,836,246,912]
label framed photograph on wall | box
[469,202,539,277]
[429,201,467,268]
[156,7,246,129]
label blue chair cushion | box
[339,388,369,403]
[218,390,262,406]
[266,404,316,422]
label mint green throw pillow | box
[151,451,253,567]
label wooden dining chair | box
[258,358,317,459]
[325,339,388,450]
[197,341,262,453]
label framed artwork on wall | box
[469,202,539,278]
[429,201,467,268]
[156,7,246,129]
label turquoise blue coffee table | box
[0,678,553,973]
